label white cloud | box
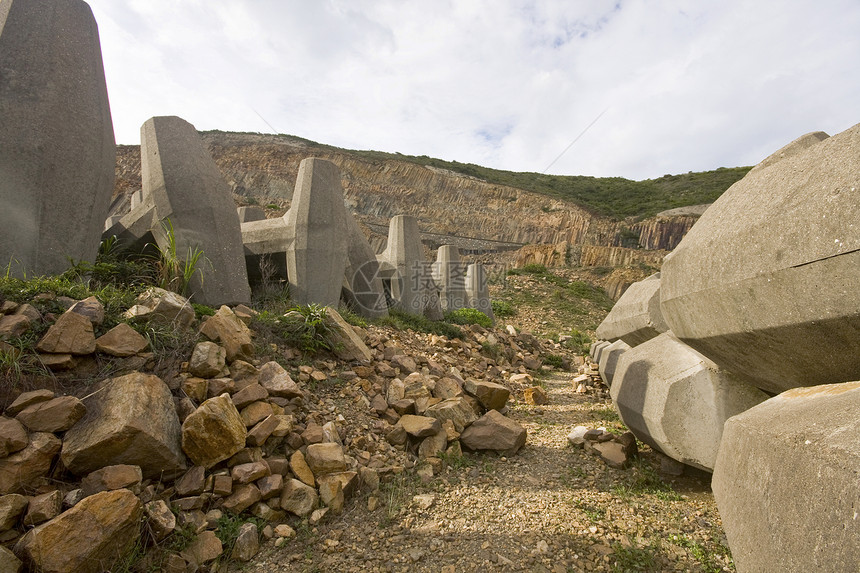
[86,0,860,179]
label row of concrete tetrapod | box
[592,124,860,572]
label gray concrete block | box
[466,263,494,322]
[591,341,610,364]
[712,381,860,572]
[141,116,250,306]
[343,213,387,318]
[660,123,860,393]
[598,339,630,388]
[285,158,348,307]
[596,273,668,346]
[0,0,115,277]
[610,333,768,471]
[237,206,267,223]
[433,246,468,312]
[379,215,441,319]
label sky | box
[86,0,860,181]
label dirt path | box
[245,372,733,573]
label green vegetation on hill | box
[202,130,751,220]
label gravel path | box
[245,371,734,573]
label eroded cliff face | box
[114,132,699,263]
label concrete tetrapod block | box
[591,341,610,364]
[285,158,348,307]
[342,213,388,318]
[141,116,251,306]
[433,246,468,312]
[598,339,630,388]
[240,215,290,285]
[0,0,115,278]
[610,332,768,471]
[466,263,494,322]
[660,124,860,394]
[712,382,860,572]
[237,206,267,223]
[596,273,668,346]
[379,215,442,319]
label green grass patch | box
[374,309,463,339]
[612,539,663,573]
[444,307,493,328]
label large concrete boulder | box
[610,333,768,471]
[14,489,142,573]
[712,382,860,572]
[466,263,494,322]
[285,158,348,307]
[597,339,630,388]
[342,213,388,318]
[595,273,668,346]
[139,116,251,306]
[660,124,860,393]
[61,372,186,480]
[0,0,115,278]
[433,245,468,312]
[379,215,443,319]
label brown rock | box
[16,396,85,433]
[305,443,347,476]
[231,383,268,410]
[23,490,62,526]
[318,478,344,513]
[0,545,21,573]
[231,462,269,484]
[424,397,479,433]
[246,414,280,447]
[35,311,96,355]
[279,479,317,517]
[289,450,316,487]
[199,305,254,363]
[392,354,417,373]
[206,377,235,398]
[231,522,260,562]
[0,494,28,531]
[188,341,226,378]
[257,474,283,500]
[460,410,527,455]
[125,287,194,329]
[181,394,246,469]
[175,466,206,497]
[68,296,104,325]
[0,315,30,339]
[5,390,54,417]
[80,465,143,497]
[212,474,232,496]
[524,386,549,405]
[240,401,273,427]
[229,360,258,386]
[324,307,373,362]
[433,377,463,400]
[180,530,223,567]
[221,484,261,514]
[94,323,149,357]
[37,353,78,371]
[301,421,324,445]
[418,429,448,459]
[181,377,208,404]
[590,441,632,469]
[144,499,176,541]
[0,433,61,494]
[258,361,302,398]
[12,304,40,323]
[463,378,510,411]
[398,415,442,438]
[0,417,28,457]
[61,372,186,480]
[14,489,142,573]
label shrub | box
[444,308,493,328]
[491,299,516,317]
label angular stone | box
[463,378,510,411]
[257,474,283,500]
[0,0,115,279]
[181,377,208,404]
[231,522,260,562]
[35,311,95,355]
[257,361,302,398]
[0,433,61,494]
[660,124,860,393]
[321,421,341,445]
[305,443,346,476]
[188,341,226,378]
[80,464,142,498]
[206,377,235,399]
[180,530,223,568]
[0,494,28,531]
[318,477,344,513]
[136,116,250,306]
[0,315,30,339]
[378,214,442,319]
[68,296,104,325]
[466,263,494,321]
[181,394,246,469]
[398,415,442,439]
[124,288,194,329]
[596,273,668,346]
[94,323,149,357]
[199,305,254,363]
[0,417,28,458]
[460,410,527,456]
[144,499,175,541]
[212,474,232,497]
[342,212,388,319]
[433,377,463,400]
[0,544,21,573]
[16,396,85,433]
[221,484,261,514]
[418,429,448,459]
[14,489,142,573]
[6,390,54,417]
[589,441,632,470]
[423,397,478,433]
[240,401,273,428]
[611,333,769,471]
[289,450,315,487]
[246,414,280,447]
[231,382,268,410]
[324,307,373,362]
[231,462,269,485]
[393,354,418,374]
[61,372,185,479]
[598,339,631,388]
[23,490,62,526]
[175,466,206,497]
[279,478,317,517]
[286,158,348,307]
[386,377,405,404]
[713,382,860,572]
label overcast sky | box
[86,0,860,180]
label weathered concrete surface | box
[0,0,115,277]
[140,116,250,306]
[237,206,266,223]
[466,263,494,322]
[286,158,348,307]
[342,213,388,318]
[379,215,442,319]
[240,215,290,286]
[712,382,860,572]
[660,124,860,394]
[591,341,610,364]
[596,273,668,346]
[433,246,467,312]
[598,339,630,388]
[750,130,829,173]
[611,333,768,471]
